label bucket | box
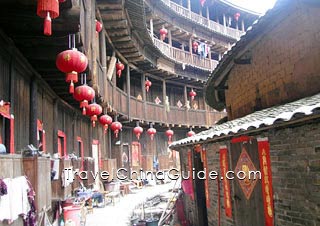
[63,205,81,226]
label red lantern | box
[116,61,125,78]
[147,127,157,141]
[73,84,95,115]
[133,126,143,140]
[200,0,206,7]
[192,41,199,53]
[189,89,197,101]
[159,27,168,41]
[37,0,59,36]
[99,114,113,134]
[234,13,241,21]
[165,129,174,142]
[86,103,102,127]
[145,79,152,93]
[187,130,195,137]
[56,49,88,93]
[111,121,122,138]
[96,20,103,33]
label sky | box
[227,0,277,13]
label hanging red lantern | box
[189,89,197,101]
[145,78,152,93]
[99,114,113,134]
[111,121,122,138]
[234,13,241,21]
[73,84,95,115]
[200,0,206,7]
[37,0,59,36]
[165,129,174,142]
[192,41,199,53]
[147,127,157,141]
[187,130,195,137]
[96,19,103,33]
[133,125,143,140]
[159,27,168,41]
[116,61,125,78]
[56,49,88,93]
[86,103,102,127]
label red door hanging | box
[258,138,274,226]
[220,146,232,218]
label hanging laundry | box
[198,43,209,59]
[0,178,12,221]
[24,178,37,226]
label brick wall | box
[225,1,320,119]
[178,118,320,225]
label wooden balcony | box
[153,37,218,71]
[98,62,225,128]
[160,0,244,40]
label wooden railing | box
[153,37,218,71]
[100,62,225,127]
[160,0,244,40]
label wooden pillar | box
[209,50,212,69]
[206,6,210,20]
[218,53,222,61]
[100,29,107,74]
[142,73,147,119]
[181,43,185,51]
[162,80,167,120]
[29,79,38,146]
[189,37,193,64]
[168,29,172,46]
[241,19,245,31]
[53,99,58,154]
[184,85,189,124]
[150,18,154,37]
[187,0,191,11]
[126,64,131,120]
[223,14,226,27]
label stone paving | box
[85,182,175,226]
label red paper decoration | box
[116,61,125,78]
[189,89,197,101]
[86,103,102,127]
[99,114,113,134]
[145,78,152,92]
[133,126,143,140]
[96,20,103,33]
[234,13,241,21]
[159,27,168,41]
[147,127,157,141]
[37,0,59,36]
[73,84,95,115]
[187,130,196,137]
[192,41,199,53]
[56,48,88,93]
[111,121,122,138]
[165,129,174,142]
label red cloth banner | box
[187,150,194,200]
[10,115,15,154]
[258,138,274,226]
[220,146,232,218]
[202,149,210,208]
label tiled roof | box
[170,93,320,148]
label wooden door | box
[230,139,265,226]
[194,151,208,226]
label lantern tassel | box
[151,134,154,141]
[82,107,86,115]
[69,80,74,94]
[44,12,52,36]
[146,86,149,92]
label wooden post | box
[181,43,185,51]
[184,85,189,124]
[30,79,38,146]
[189,37,193,64]
[206,6,210,20]
[223,14,226,27]
[100,30,107,74]
[162,80,167,121]
[126,64,131,120]
[168,29,172,46]
[209,50,212,69]
[53,99,58,155]
[150,18,154,37]
[241,19,245,31]
[187,0,191,11]
[142,73,147,119]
